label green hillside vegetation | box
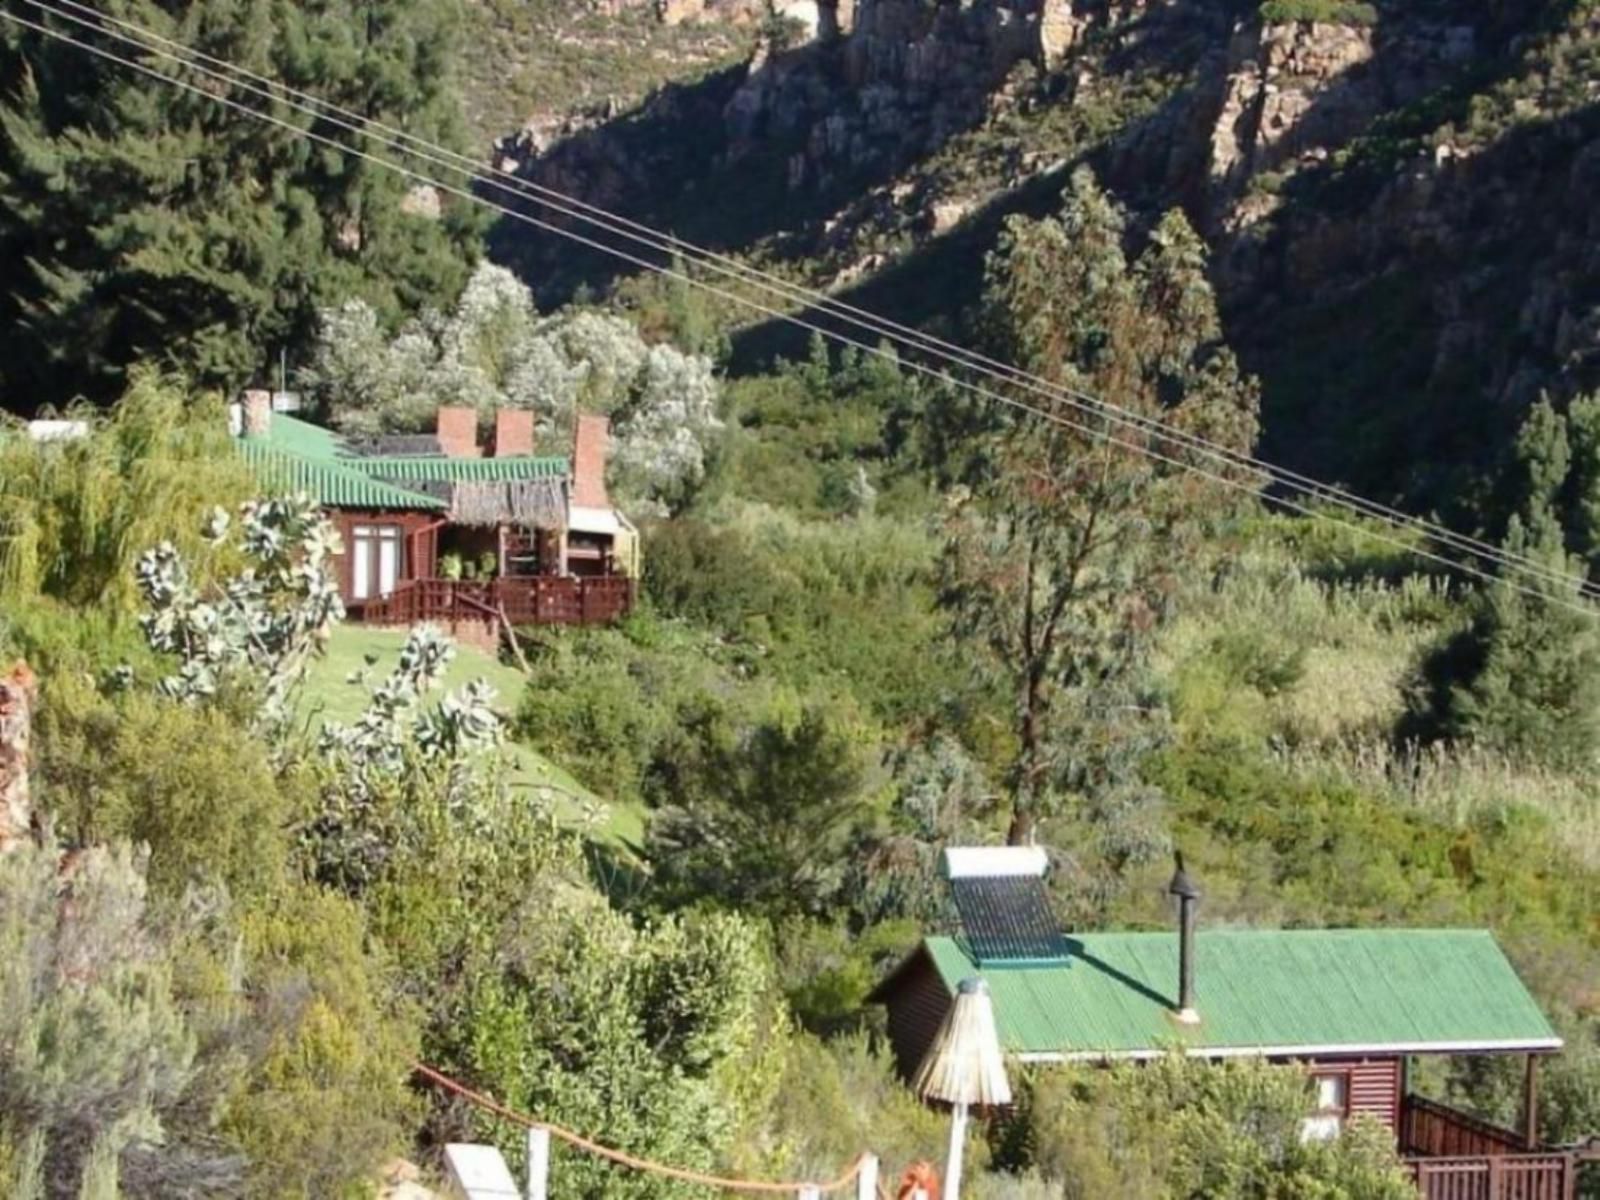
[301,625,638,844]
[4,0,1600,1195]
[7,187,1596,1196]
[1259,0,1378,24]
[458,0,755,148]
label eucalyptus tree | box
[942,167,1260,857]
[301,262,725,512]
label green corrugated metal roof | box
[237,441,447,510]
[922,930,1560,1058]
[249,413,345,459]
[235,413,565,509]
[355,454,567,482]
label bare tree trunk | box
[0,662,38,854]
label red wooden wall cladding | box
[884,953,953,1080]
[331,510,440,602]
[1348,1058,1402,1128]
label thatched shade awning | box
[912,977,1012,1108]
[448,479,566,529]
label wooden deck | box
[1403,1096,1575,1200]
[351,576,634,627]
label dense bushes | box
[34,679,304,899]
[0,841,200,1199]
[0,375,253,614]
[994,1055,1413,1198]
[443,899,783,1200]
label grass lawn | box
[299,624,643,848]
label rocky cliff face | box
[504,0,1600,504]
[1192,7,1600,498]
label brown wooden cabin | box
[870,847,1586,1200]
[234,394,637,640]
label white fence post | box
[856,1155,879,1200]
[799,1185,821,1200]
[526,1127,550,1200]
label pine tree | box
[0,0,484,404]
[1439,396,1600,767]
[941,167,1259,849]
[1444,505,1600,768]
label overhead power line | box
[7,0,1598,618]
[28,0,1588,606]
[33,0,1575,602]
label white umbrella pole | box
[945,1101,968,1200]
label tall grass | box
[1276,738,1600,870]
[0,372,253,616]
[1161,549,1452,746]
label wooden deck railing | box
[1406,1154,1574,1200]
[352,576,634,628]
[1403,1096,1575,1200]
[1403,1095,1530,1160]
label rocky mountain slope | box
[485,0,1600,518]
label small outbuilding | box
[870,847,1581,1200]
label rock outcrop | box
[1209,21,1377,196]
[0,661,37,855]
[502,0,1599,486]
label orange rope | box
[412,1062,868,1194]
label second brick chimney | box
[571,414,610,508]
[494,409,535,458]
[437,406,481,458]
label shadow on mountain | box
[486,35,996,306]
[723,0,1600,538]
[720,24,1236,366]
[487,0,1238,310]
[493,0,1599,539]
[1235,94,1600,524]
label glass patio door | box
[351,524,403,600]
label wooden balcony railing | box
[351,576,634,628]
[1406,1153,1574,1200]
[1403,1095,1530,1160]
[1403,1096,1575,1200]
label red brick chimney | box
[571,414,610,508]
[242,388,272,437]
[494,409,535,458]
[437,406,481,458]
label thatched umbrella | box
[911,977,1010,1200]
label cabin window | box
[1301,1072,1349,1142]
[351,524,403,600]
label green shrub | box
[219,885,420,1199]
[35,680,301,900]
[647,702,874,917]
[0,840,201,1197]
[1259,0,1379,25]
[443,895,784,1200]
[1000,1055,1413,1198]
[0,373,252,615]
[748,1031,952,1186]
